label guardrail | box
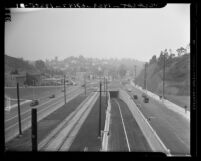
[101,91,111,151]
[119,90,171,155]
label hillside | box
[4,55,38,74]
[135,53,190,96]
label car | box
[30,99,39,106]
[144,97,149,103]
[133,95,138,99]
[142,93,147,98]
[127,88,132,92]
[49,94,55,98]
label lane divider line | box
[5,87,82,122]
[5,91,84,143]
[114,99,131,152]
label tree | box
[35,60,46,72]
[10,69,19,75]
[157,51,164,67]
[118,64,127,78]
[176,47,187,56]
[24,72,38,86]
[149,55,157,64]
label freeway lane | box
[5,86,80,124]
[126,84,190,155]
[5,85,77,119]
[108,98,151,152]
[6,93,88,151]
[5,86,84,143]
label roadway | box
[108,97,151,151]
[5,85,84,143]
[125,83,190,155]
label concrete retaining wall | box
[119,90,170,155]
[101,92,111,151]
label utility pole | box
[163,51,166,99]
[32,80,35,100]
[31,108,37,151]
[84,76,86,96]
[144,63,147,91]
[98,81,102,137]
[104,77,106,96]
[134,65,137,85]
[64,75,66,104]
[106,78,108,105]
[17,82,22,135]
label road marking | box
[84,147,88,151]
[5,96,63,122]
[5,91,83,131]
[113,99,131,152]
[5,98,64,131]
[5,87,81,123]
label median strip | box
[101,92,111,151]
[39,92,98,151]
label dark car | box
[49,94,55,98]
[144,97,149,103]
[30,99,39,106]
[133,95,138,99]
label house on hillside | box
[76,72,86,82]
[15,75,27,86]
[5,73,26,86]
[25,73,42,86]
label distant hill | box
[5,54,38,74]
[5,54,145,81]
[136,53,190,96]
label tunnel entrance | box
[109,91,119,98]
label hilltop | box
[5,54,37,74]
[5,54,145,80]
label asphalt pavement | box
[126,84,190,155]
[108,98,151,152]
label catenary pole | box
[17,82,22,135]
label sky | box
[5,4,190,62]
